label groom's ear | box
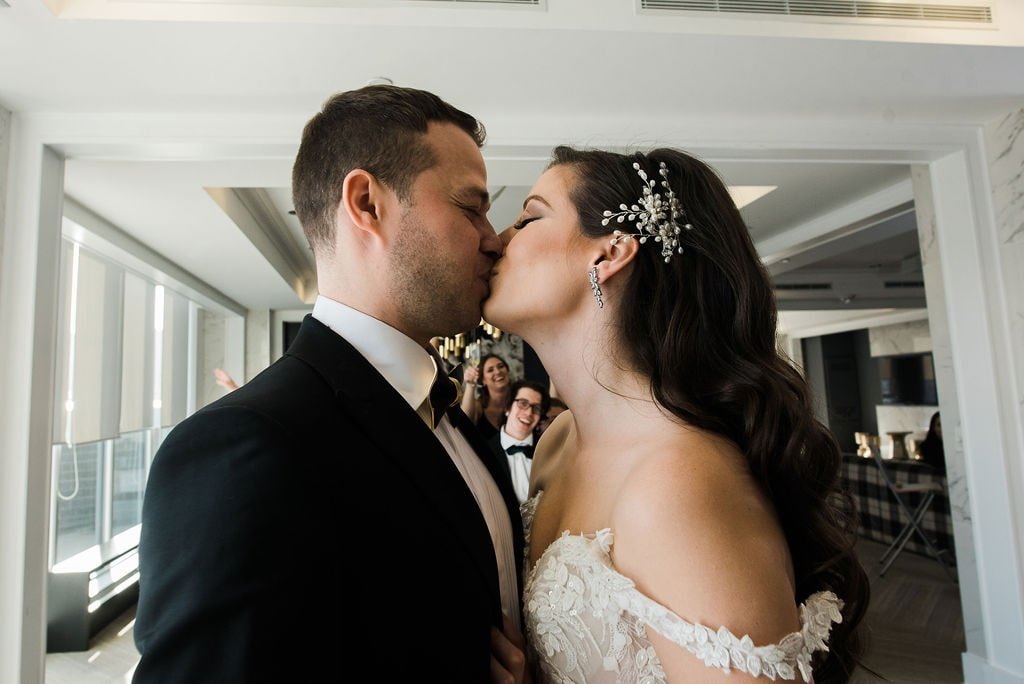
[590,231,640,285]
[337,169,394,243]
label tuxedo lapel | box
[486,432,514,485]
[450,408,525,587]
[286,316,501,606]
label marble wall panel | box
[868,319,932,357]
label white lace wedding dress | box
[521,493,843,683]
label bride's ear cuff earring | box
[588,266,604,309]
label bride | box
[484,146,869,683]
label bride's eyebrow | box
[522,194,552,210]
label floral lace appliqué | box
[519,493,842,684]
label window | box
[49,229,209,566]
[111,431,147,536]
[52,440,104,562]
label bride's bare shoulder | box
[529,409,577,497]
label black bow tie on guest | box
[425,367,460,430]
[506,444,535,459]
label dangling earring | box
[588,266,604,309]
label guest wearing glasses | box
[489,379,550,504]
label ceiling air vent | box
[134,0,543,6]
[775,282,833,290]
[884,280,925,288]
[407,0,540,4]
[639,0,993,24]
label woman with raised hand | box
[461,352,515,441]
[484,146,869,683]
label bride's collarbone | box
[531,438,681,553]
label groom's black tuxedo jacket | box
[133,315,525,683]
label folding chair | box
[871,449,957,581]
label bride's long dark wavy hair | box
[550,145,870,682]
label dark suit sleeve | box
[133,405,315,683]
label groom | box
[133,86,526,683]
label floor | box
[850,538,965,683]
[46,606,138,684]
[45,539,965,684]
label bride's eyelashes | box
[513,215,540,231]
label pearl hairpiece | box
[602,161,693,263]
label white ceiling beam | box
[778,307,928,338]
[767,205,918,276]
[756,179,914,266]
[205,187,317,305]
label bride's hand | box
[490,614,531,684]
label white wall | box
[0,106,9,293]
[0,121,64,684]
[984,107,1024,570]
[197,308,227,409]
[0,103,14,682]
[925,117,1024,681]
[2,110,1022,684]
[245,308,270,383]
[912,163,985,660]
[979,107,1024,676]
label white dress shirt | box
[499,428,534,505]
[312,295,520,630]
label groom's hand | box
[490,614,530,684]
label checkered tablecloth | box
[840,454,955,559]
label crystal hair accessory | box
[602,161,693,263]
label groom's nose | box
[480,219,504,261]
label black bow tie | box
[506,444,535,459]
[426,366,460,430]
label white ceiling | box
[5,0,1024,333]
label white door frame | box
[2,111,1021,683]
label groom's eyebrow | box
[522,194,551,210]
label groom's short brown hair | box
[292,85,486,254]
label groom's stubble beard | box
[388,208,482,340]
